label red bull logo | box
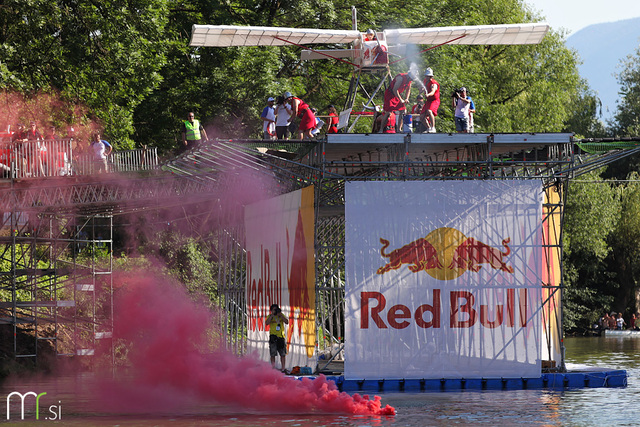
[377,227,514,280]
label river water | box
[2,336,638,426]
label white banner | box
[245,186,316,369]
[345,181,543,379]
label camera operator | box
[266,304,289,372]
[452,87,471,133]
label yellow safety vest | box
[184,119,201,140]
[269,318,285,338]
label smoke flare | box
[97,272,395,416]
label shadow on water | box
[1,337,638,426]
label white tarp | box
[245,186,316,370]
[345,181,543,379]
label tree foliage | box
[0,0,590,149]
[611,45,640,137]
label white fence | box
[0,139,158,179]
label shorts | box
[455,116,469,132]
[422,99,440,116]
[276,125,290,139]
[269,335,286,357]
[383,89,406,113]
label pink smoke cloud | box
[96,272,395,416]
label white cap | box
[267,97,275,102]
[424,68,434,77]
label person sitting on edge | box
[420,68,440,133]
[285,92,316,140]
[181,112,208,152]
[379,72,413,133]
[412,94,425,133]
[266,304,289,372]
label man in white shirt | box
[261,97,276,140]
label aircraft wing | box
[384,23,549,45]
[190,25,360,47]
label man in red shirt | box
[420,68,440,133]
[379,73,413,133]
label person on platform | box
[261,97,277,140]
[365,28,376,41]
[25,122,47,176]
[412,94,426,133]
[453,87,472,133]
[274,96,292,140]
[310,108,325,138]
[375,109,396,133]
[285,92,316,140]
[327,105,339,134]
[181,112,208,152]
[90,131,112,174]
[266,303,289,372]
[379,72,413,133]
[11,123,27,143]
[420,68,440,133]
[467,95,476,133]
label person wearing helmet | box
[420,68,440,133]
[284,92,316,139]
[379,73,413,133]
[453,87,472,133]
[365,28,376,41]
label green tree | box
[0,0,170,148]
[563,173,621,331]
[611,45,640,137]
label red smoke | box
[98,272,395,416]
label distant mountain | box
[566,18,640,122]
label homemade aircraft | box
[190,7,549,131]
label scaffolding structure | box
[2,133,640,369]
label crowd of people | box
[598,312,640,331]
[256,68,476,138]
[260,92,338,141]
[375,67,476,134]
[0,121,114,177]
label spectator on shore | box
[616,313,626,330]
[181,112,208,152]
[11,124,27,143]
[45,126,60,140]
[607,313,617,329]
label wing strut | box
[389,34,468,65]
[272,36,359,68]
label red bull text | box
[360,289,528,329]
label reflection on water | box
[1,337,638,426]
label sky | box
[524,0,640,34]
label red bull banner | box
[345,181,544,379]
[245,186,316,369]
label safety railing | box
[0,139,158,179]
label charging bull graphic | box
[376,228,514,278]
[448,237,514,273]
[376,237,443,274]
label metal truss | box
[1,133,636,368]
